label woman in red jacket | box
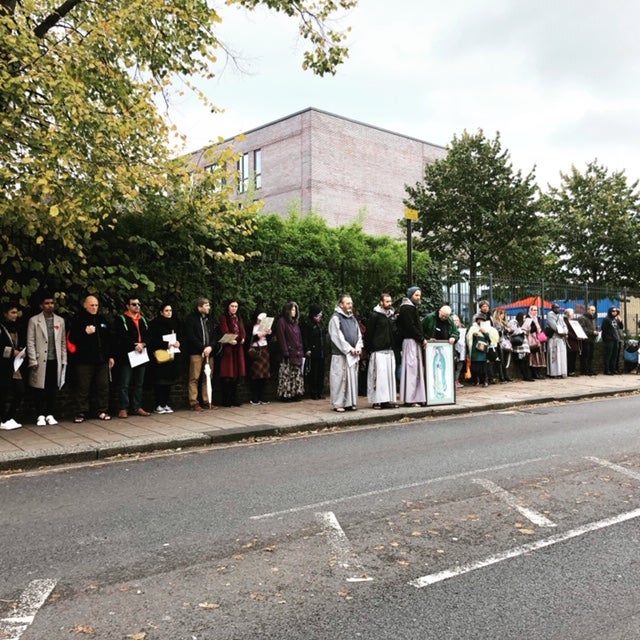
[218,299,246,407]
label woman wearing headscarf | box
[247,310,272,405]
[508,312,535,381]
[546,303,568,378]
[601,306,624,375]
[301,303,326,400]
[526,303,547,379]
[276,301,305,401]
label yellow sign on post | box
[404,207,419,221]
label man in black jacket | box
[184,296,217,410]
[68,295,114,423]
[364,293,398,409]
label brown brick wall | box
[187,108,446,238]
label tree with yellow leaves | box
[0,0,356,309]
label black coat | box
[68,310,113,365]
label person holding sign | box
[148,303,181,414]
[115,295,150,418]
[218,299,247,407]
[564,308,585,377]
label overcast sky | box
[166,0,640,189]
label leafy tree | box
[0,0,356,306]
[211,210,433,322]
[404,130,546,313]
[542,161,640,287]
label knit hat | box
[407,286,420,298]
[309,303,322,317]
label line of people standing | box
[463,301,615,384]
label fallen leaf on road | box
[126,633,147,640]
[411,531,422,537]
[72,624,95,634]
[198,602,220,610]
[518,528,536,535]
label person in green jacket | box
[422,304,460,345]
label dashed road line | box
[315,511,373,582]
[251,455,556,520]
[585,456,640,481]
[0,579,57,640]
[409,507,640,589]
[472,478,556,528]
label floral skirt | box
[277,361,304,399]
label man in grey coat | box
[26,293,67,426]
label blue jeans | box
[119,363,146,411]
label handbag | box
[476,340,487,352]
[527,332,540,353]
[537,330,548,344]
[499,335,513,352]
[247,346,260,360]
[154,349,174,364]
[509,333,525,347]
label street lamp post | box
[405,207,418,289]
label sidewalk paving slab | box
[1,374,639,471]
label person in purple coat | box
[276,301,304,401]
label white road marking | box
[251,455,556,520]
[585,456,640,481]
[472,478,556,528]
[315,511,373,582]
[409,506,640,588]
[0,579,57,640]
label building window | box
[204,163,226,191]
[254,149,262,190]
[237,153,249,193]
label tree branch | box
[34,0,83,38]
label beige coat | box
[26,313,67,389]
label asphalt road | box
[2,395,640,639]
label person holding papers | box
[327,294,363,412]
[26,292,67,426]
[148,303,181,414]
[247,310,273,405]
[115,295,150,418]
[218,299,247,407]
[0,302,26,430]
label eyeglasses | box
[130,302,141,307]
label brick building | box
[186,107,447,238]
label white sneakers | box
[0,418,22,430]
[36,415,58,426]
[154,405,174,414]
[46,415,58,425]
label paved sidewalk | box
[1,374,639,471]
